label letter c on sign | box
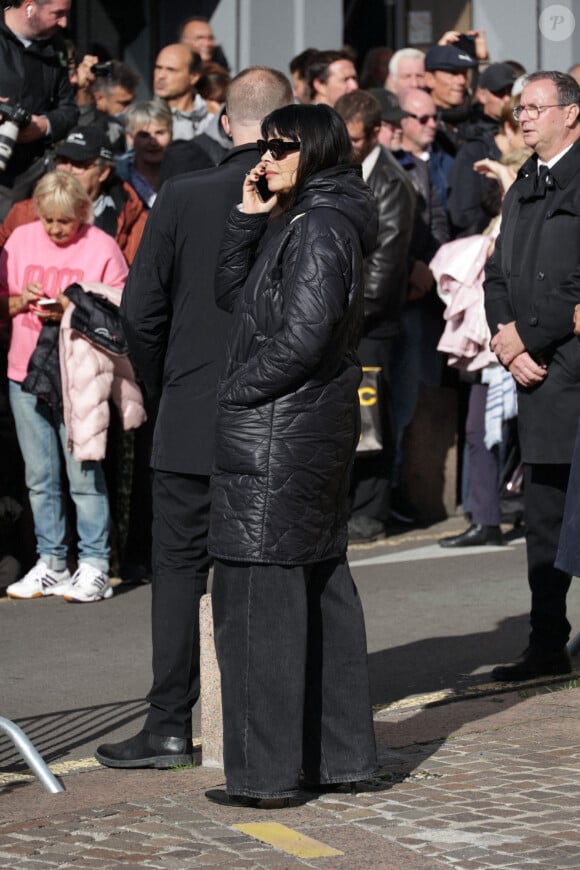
[359,387,377,406]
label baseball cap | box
[478,62,517,94]
[367,88,409,123]
[55,126,113,162]
[424,44,478,73]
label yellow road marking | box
[233,822,343,858]
[0,739,202,787]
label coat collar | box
[218,143,259,167]
[517,137,580,198]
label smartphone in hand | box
[31,298,63,313]
[255,174,272,202]
[456,33,476,57]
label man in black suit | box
[485,70,580,681]
[335,90,416,542]
[95,66,293,768]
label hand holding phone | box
[456,33,476,57]
[254,173,271,202]
[30,297,64,317]
[242,163,276,214]
[35,298,62,309]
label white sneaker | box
[6,561,71,599]
[64,563,113,603]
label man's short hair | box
[177,14,211,38]
[123,99,173,135]
[388,48,425,80]
[196,63,230,104]
[306,50,354,98]
[289,48,318,77]
[524,70,580,108]
[187,49,203,76]
[93,60,140,95]
[335,90,381,138]
[225,66,292,126]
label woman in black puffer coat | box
[207,104,379,808]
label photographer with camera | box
[0,0,79,220]
[73,55,139,156]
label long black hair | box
[261,103,353,210]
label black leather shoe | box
[95,729,193,769]
[492,647,573,682]
[205,789,304,809]
[439,523,504,548]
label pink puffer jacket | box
[59,282,147,461]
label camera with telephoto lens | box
[0,101,32,172]
[90,60,114,77]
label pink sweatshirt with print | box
[0,221,128,382]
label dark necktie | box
[534,164,550,195]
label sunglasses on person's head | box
[257,138,301,160]
[406,112,437,124]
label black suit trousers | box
[524,463,572,652]
[145,470,211,737]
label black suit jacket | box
[120,144,259,475]
[484,139,580,464]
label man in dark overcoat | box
[484,70,580,681]
[335,89,416,542]
[94,67,293,768]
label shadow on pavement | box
[0,698,149,771]
[368,613,530,706]
[368,613,579,785]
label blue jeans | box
[212,557,377,798]
[9,380,110,572]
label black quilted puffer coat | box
[208,164,378,565]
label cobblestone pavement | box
[1,683,579,868]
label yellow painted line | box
[232,822,344,858]
[349,530,448,551]
[374,668,580,716]
[0,757,99,786]
[233,822,343,859]
[0,739,203,787]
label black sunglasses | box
[406,112,437,124]
[257,138,301,160]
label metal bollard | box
[0,717,64,794]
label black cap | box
[367,88,409,123]
[424,44,478,73]
[55,126,113,162]
[478,63,516,93]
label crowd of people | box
[1,0,580,807]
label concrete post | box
[199,593,224,768]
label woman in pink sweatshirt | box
[0,171,128,603]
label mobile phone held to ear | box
[255,173,271,202]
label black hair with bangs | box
[260,103,352,210]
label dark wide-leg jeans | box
[212,556,377,799]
